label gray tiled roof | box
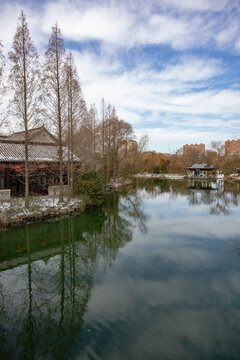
[7,125,57,144]
[0,142,79,163]
[186,163,217,170]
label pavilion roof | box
[0,142,80,163]
[186,163,218,170]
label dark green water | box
[1,179,240,360]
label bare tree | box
[0,40,6,127]
[102,106,133,182]
[211,141,225,157]
[88,103,98,169]
[101,98,106,171]
[8,11,41,208]
[73,102,99,171]
[44,23,66,202]
[106,103,112,182]
[65,52,86,198]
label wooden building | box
[0,126,80,197]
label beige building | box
[120,139,138,154]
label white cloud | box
[216,22,239,49]
[42,0,135,46]
[0,0,239,53]
[134,127,237,153]
[73,50,240,116]
[0,0,239,152]
[159,0,229,12]
[159,56,222,82]
[39,0,240,52]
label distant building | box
[120,139,138,154]
[183,143,205,156]
[225,139,240,155]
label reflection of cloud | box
[85,265,240,358]
[82,184,240,358]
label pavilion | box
[186,163,218,178]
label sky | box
[0,0,240,152]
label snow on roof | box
[0,142,80,163]
[186,163,217,170]
[7,125,57,143]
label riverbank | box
[135,173,186,179]
[0,177,134,229]
[0,196,86,228]
[134,173,240,181]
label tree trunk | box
[56,51,63,202]
[23,23,29,209]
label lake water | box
[0,179,240,360]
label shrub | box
[74,171,106,205]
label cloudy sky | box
[0,0,240,152]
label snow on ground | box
[134,173,185,179]
[228,174,240,180]
[0,196,83,226]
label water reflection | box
[135,178,240,215]
[0,180,240,359]
[0,192,147,359]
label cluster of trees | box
[169,141,240,174]
[140,141,240,175]
[0,11,144,207]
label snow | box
[134,173,185,179]
[228,174,240,180]
[0,196,83,226]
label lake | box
[0,179,240,360]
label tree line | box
[140,141,240,175]
[0,11,146,207]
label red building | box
[225,139,240,155]
[183,143,205,156]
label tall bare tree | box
[88,103,98,169]
[0,40,6,127]
[101,105,133,182]
[44,23,66,202]
[101,98,106,172]
[8,11,41,208]
[65,52,86,198]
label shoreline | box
[0,180,132,229]
[134,173,240,181]
[1,174,240,229]
[0,196,88,229]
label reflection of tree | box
[231,240,240,259]
[135,178,240,216]
[0,280,11,359]
[122,192,148,234]
[188,181,239,216]
[19,226,34,360]
[0,189,148,358]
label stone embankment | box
[0,196,85,228]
